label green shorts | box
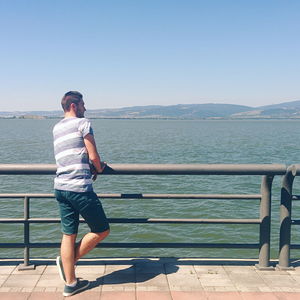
[55,189,110,235]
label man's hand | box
[90,161,106,181]
[100,161,107,173]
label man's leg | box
[74,229,109,262]
[61,233,77,284]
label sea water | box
[0,118,300,259]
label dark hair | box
[61,91,83,112]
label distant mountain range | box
[1,100,300,119]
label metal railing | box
[278,164,300,269]
[0,163,287,270]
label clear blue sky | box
[0,0,299,111]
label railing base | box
[276,265,295,271]
[255,264,275,271]
[18,263,35,271]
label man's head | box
[61,91,86,118]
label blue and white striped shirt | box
[53,117,94,192]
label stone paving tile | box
[101,291,135,300]
[259,274,298,288]
[213,286,238,292]
[171,291,208,300]
[103,271,135,283]
[32,287,45,292]
[288,274,300,283]
[205,291,243,299]
[101,280,135,292]
[259,287,273,292]
[35,274,65,288]
[102,270,134,284]
[166,273,203,291]
[136,273,169,291]
[202,287,215,292]
[276,287,294,292]
[3,275,40,288]
[57,286,64,292]
[76,265,105,275]
[42,265,59,275]
[165,264,194,275]
[269,287,287,292]
[9,287,22,292]
[241,292,279,299]
[0,275,8,287]
[22,287,34,293]
[194,265,226,275]
[260,270,288,275]
[238,287,261,292]
[67,290,100,299]
[45,287,58,292]
[101,285,135,292]
[101,265,135,292]
[0,292,31,300]
[276,292,300,299]
[0,266,16,275]
[227,272,269,291]
[224,266,257,274]
[12,265,46,275]
[288,266,300,273]
[28,292,64,300]
[136,291,172,300]
[281,287,300,293]
[105,264,134,274]
[3,262,300,299]
[198,273,235,288]
[101,264,135,292]
[136,262,165,274]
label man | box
[53,91,110,297]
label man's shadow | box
[86,258,179,290]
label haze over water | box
[1,119,300,260]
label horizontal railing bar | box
[101,194,262,199]
[0,163,287,175]
[0,193,262,200]
[0,218,261,224]
[290,244,300,249]
[291,220,300,225]
[0,242,260,249]
[292,195,300,201]
[0,194,55,198]
[0,219,26,223]
[109,218,261,224]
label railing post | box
[256,175,274,270]
[277,166,295,269]
[18,196,35,270]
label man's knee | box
[94,229,110,241]
[62,233,77,243]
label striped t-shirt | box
[53,117,94,192]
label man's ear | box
[70,102,77,112]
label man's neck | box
[64,111,77,118]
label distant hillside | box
[1,100,300,119]
[231,100,300,119]
[86,104,251,119]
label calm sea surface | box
[1,118,300,259]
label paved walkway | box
[1,258,300,299]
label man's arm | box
[84,134,105,177]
